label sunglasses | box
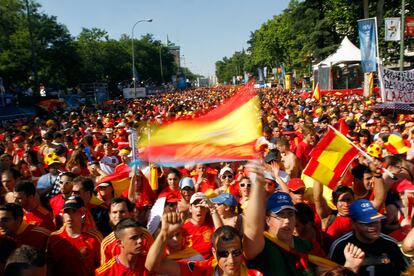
[165,202,177,208]
[291,188,305,195]
[217,248,242,259]
[222,175,233,179]
[240,183,251,188]
[71,191,81,195]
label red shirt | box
[23,204,55,231]
[50,194,68,228]
[101,229,154,265]
[295,141,312,169]
[14,221,50,252]
[178,259,263,276]
[95,256,150,276]
[47,227,102,276]
[324,215,352,241]
[192,175,217,193]
[182,220,214,260]
[158,186,181,199]
[100,232,120,265]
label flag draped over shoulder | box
[303,128,359,189]
[139,83,262,165]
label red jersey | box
[23,205,55,231]
[158,186,181,199]
[192,175,217,193]
[50,194,65,216]
[100,232,120,265]
[95,256,150,276]
[295,141,312,169]
[324,215,352,241]
[182,220,214,260]
[101,229,154,265]
[47,227,102,276]
[178,259,263,276]
[14,221,50,252]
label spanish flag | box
[139,82,262,165]
[312,82,321,102]
[302,128,359,189]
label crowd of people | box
[1,85,414,275]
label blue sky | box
[37,0,290,77]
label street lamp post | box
[131,19,152,96]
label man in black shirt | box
[329,199,408,276]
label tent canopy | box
[313,37,361,69]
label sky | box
[37,0,290,77]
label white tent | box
[313,36,362,90]
[314,36,361,69]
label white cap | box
[105,128,113,134]
[219,166,233,176]
[312,118,319,123]
[189,192,207,204]
[179,177,195,189]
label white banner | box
[384,17,401,41]
[379,65,414,103]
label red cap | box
[394,179,414,193]
[287,178,305,191]
[165,193,179,203]
[12,136,24,143]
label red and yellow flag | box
[302,128,359,189]
[312,82,321,102]
[139,83,262,165]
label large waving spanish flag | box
[303,128,359,189]
[139,83,262,165]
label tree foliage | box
[215,0,414,83]
[0,0,179,92]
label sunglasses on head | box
[240,183,251,188]
[217,248,242,259]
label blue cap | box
[266,192,296,214]
[179,177,194,189]
[211,193,238,207]
[349,199,385,223]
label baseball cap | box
[179,177,195,189]
[105,128,114,134]
[264,151,280,164]
[211,193,237,207]
[96,181,112,189]
[62,196,84,211]
[287,178,305,191]
[219,166,233,176]
[349,199,385,223]
[165,193,179,203]
[189,192,207,205]
[266,192,296,214]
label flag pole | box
[327,125,394,178]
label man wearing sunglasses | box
[145,212,263,276]
[244,163,330,275]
